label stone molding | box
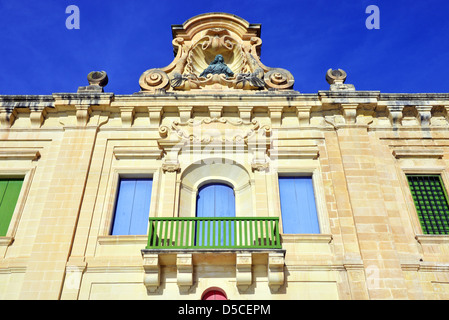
[2,93,449,131]
[0,149,41,161]
[392,149,444,159]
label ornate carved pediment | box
[159,117,271,143]
[139,13,294,93]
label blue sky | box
[0,0,448,95]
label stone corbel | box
[389,106,403,126]
[417,106,433,126]
[120,106,135,127]
[148,107,163,126]
[75,104,92,127]
[158,139,184,173]
[444,106,449,123]
[341,104,358,124]
[178,106,193,123]
[30,108,47,128]
[269,107,283,128]
[143,253,161,293]
[0,109,17,128]
[267,252,285,292]
[236,253,252,291]
[177,253,193,293]
[208,106,223,119]
[296,106,310,126]
[239,106,253,122]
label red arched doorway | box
[201,287,227,300]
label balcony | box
[142,217,285,293]
[146,217,282,250]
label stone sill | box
[97,235,147,246]
[281,234,333,244]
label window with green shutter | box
[407,175,449,235]
[0,179,23,237]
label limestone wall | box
[0,91,449,299]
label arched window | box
[196,183,235,218]
[179,162,253,220]
[196,183,235,246]
[201,287,227,300]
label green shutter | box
[0,179,23,236]
[407,175,449,235]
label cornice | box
[1,91,449,131]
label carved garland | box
[159,117,271,143]
[158,118,272,173]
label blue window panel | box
[278,176,320,234]
[196,183,235,246]
[196,183,235,218]
[111,178,152,235]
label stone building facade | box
[1,13,449,300]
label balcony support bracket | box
[268,252,285,293]
[236,253,253,291]
[142,253,161,293]
[177,253,194,293]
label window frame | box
[275,168,329,235]
[110,176,154,236]
[400,167,449,236]
[0,168,35,242]
[103,169,158,236]
[405,173,449,235]
[195,182,236,218]
[179,162,252,219]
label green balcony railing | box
[146,217,281,249]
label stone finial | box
[326,68,347,85]
[78,71,108,93]
[87,71,108,87]
[326,68,355,91]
